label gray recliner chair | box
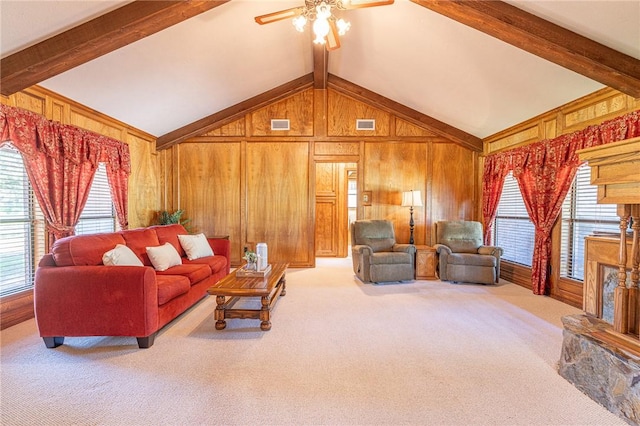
[435,221,503,285]
[351,219,416,283]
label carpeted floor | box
[0,257,625,425]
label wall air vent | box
[271,119,290,131]
[356,119,375,131]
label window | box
[0,146,115,297]
[0,145,45,296]
[560,163,619,281]
[493,172,535,266]
[76,163,116,235]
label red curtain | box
[482,110,640,295]
[0,105,131,246]
[481,152,513,244]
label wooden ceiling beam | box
[313,43,329,89]
[0,0,230,96]
[411,0,640,98]
[156,74,315,150]
[328,75,483,152]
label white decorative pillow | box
[178,233,214,260]
[103,244,144,266]
[146,242,182,271]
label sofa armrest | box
[34,265,159,338]
[434,244,451,281]
[352,244,373,256]
[434,244,451,255]
[208,237,231,274]
[393,244,416,255]
[478,245,503,257]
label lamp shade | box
[401,190,423,207]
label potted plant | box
[156,209,191,232]
[243,250,258,270]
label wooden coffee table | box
[207,263,288,331]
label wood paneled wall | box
[482,88,640,307]
[163,88,480,267]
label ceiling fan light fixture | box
[313,16,331,44]
[293,15,307,32]
[336,18,351,36]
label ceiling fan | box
[255,0,394,51]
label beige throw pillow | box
[146,242,182,271]
[178,233,214,260]
[102,244,144,266]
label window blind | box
[560,164,619,281]
[76,163,116,235]
[493,172,534,266]
[0,145,44,296]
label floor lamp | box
[401,190,423,244]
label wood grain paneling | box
[177,143,242,263]
[314,142,359,156]
[363,142,427,245]
[316,163,338,196]
[395,118,436,137]
[12,90,46,115]
[202,118,245,137]
[563,92,628,130]
[315,199,337,256]
[431,143,476,224]
[315,162,349,257]
[327,91,390,137]
[127,133,160,229]
[246,142,312,266]
[70,109,123,140]
[251,89,314,136]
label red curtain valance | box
[0,104,131,244]
[0,104,131,173]
[482,109,640,295]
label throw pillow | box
[146,242,182,271]
[178,233,214,260]
[102,244,144,266]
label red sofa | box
[34,224,230,348]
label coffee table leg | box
[215,295,227,330]
[280,275,286,296]
[260,295,271,331]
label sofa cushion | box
[436,221,483,254]
[183,255,227,275]
[52,233,126,266]
[370,252,413,265]
[146,243,182,271]
[178,233,214,260]
[156,275,190,306]
[150,224,188,258]
[102,244,144,266]
[120,228,160,266]
[155,264,211,285]
[447,253,496,267]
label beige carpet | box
[0,257,625,425]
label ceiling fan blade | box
[326,20,341,51]
[255,7,304,25]
[342,0,394,9]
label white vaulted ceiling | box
[1,0,639,139]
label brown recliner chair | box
[351,219,416,283]
[435,221,503,285]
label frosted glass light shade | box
[401,190,423,207]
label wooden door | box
[315,163,350,257]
